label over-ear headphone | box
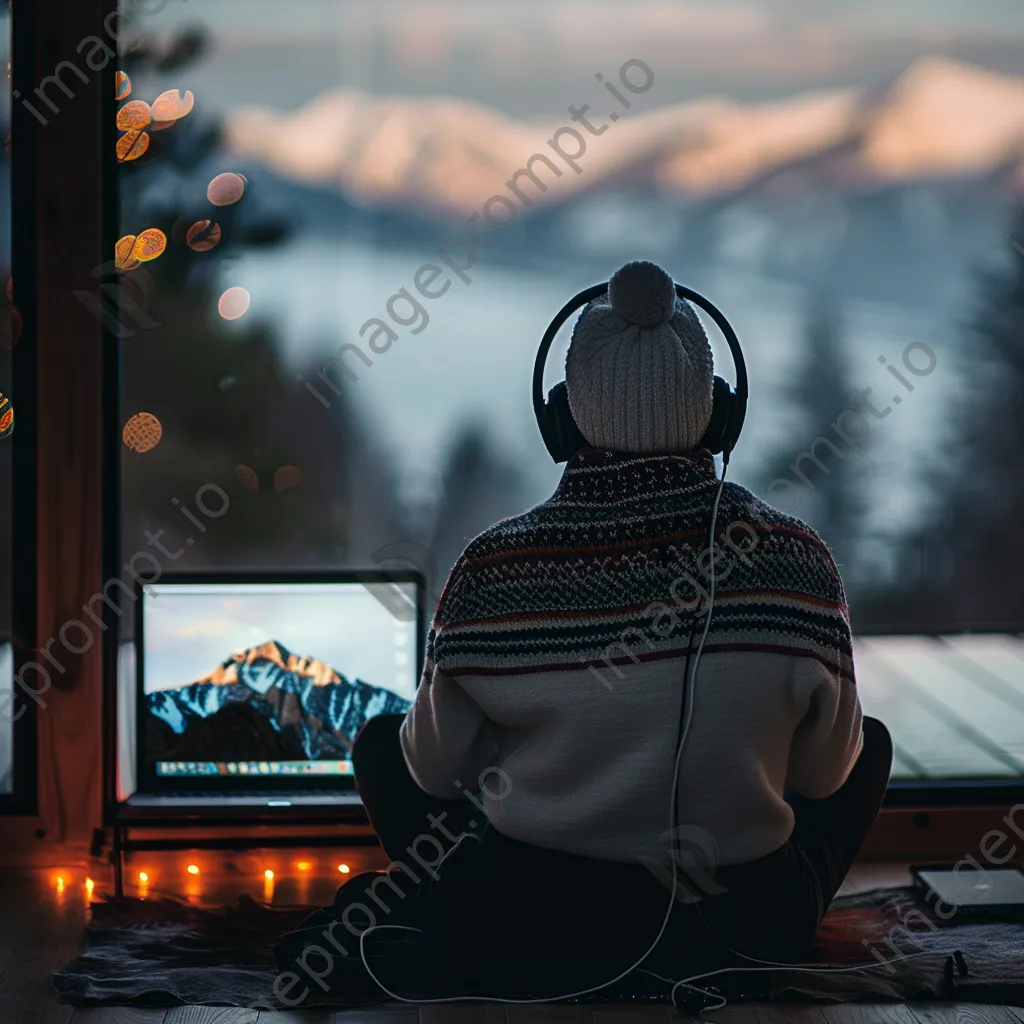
[532,281,748,464]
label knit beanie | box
[565,261,715,454]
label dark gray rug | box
[52,887,1024,1010]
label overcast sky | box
[138,0,1024,116]
[155,0,1024,35]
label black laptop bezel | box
[133,570,426,795]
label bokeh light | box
[218,286,250,320]
[264,869,274,881]
[122,412,162,453]
[186,864,200,876]
[274,466,302,493]
[115,235,137,270]
[234,465,258,492]
[0,394,12,439]
[151,88,194,122]
[207,172,246,207]
[116,100,151,131]
[116,129,150,163]
[338,863,351,874]
[186,219,222,252]
[115,70,131,100]
[131,228,167,263]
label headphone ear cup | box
[544,381,587,463]
[700,375,735,455]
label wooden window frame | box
[2,0,108,856]
[0,0,38,819]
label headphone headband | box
[532,281,748,458]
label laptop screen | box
[140,580,419,782]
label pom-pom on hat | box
[565,260,715,454]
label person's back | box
[288,261,893,1005]
[403,446,862,867]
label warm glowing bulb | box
[138,872,149,883]
[55,876,65,891]
[186,864,200,875]
[338,864,350,874]
[297,861,311,872]
[85,877,95,891]
[264,869,274,880]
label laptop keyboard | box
[127,789,363,807]
[158,787,348,798]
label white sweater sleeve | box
[400,661,499,800]
[785,656,864,799]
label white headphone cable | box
[355,469,728,1005]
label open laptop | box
[126,571,424,809]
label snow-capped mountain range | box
[147,640,411,759]
[223,57,1024,218]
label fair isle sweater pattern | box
[427,449,854,683]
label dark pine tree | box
[114,23,406,593]
[427,420,528,597]
[755,296,869,588]
[859,209,1024,631]
[913,210,1024,630]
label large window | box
[114,0,1024,787]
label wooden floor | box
[2,860,1022,1024]
[43,1003,1024,1022]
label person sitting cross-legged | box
[280,260,892,1004]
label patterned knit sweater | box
[401,449,864,866]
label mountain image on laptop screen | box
[145,639,413,765]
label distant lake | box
[221,237,960,560]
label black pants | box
[333,713,893,997]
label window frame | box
[92,2,1022,847]
[0,0,38,817]
[2,0,108,845]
